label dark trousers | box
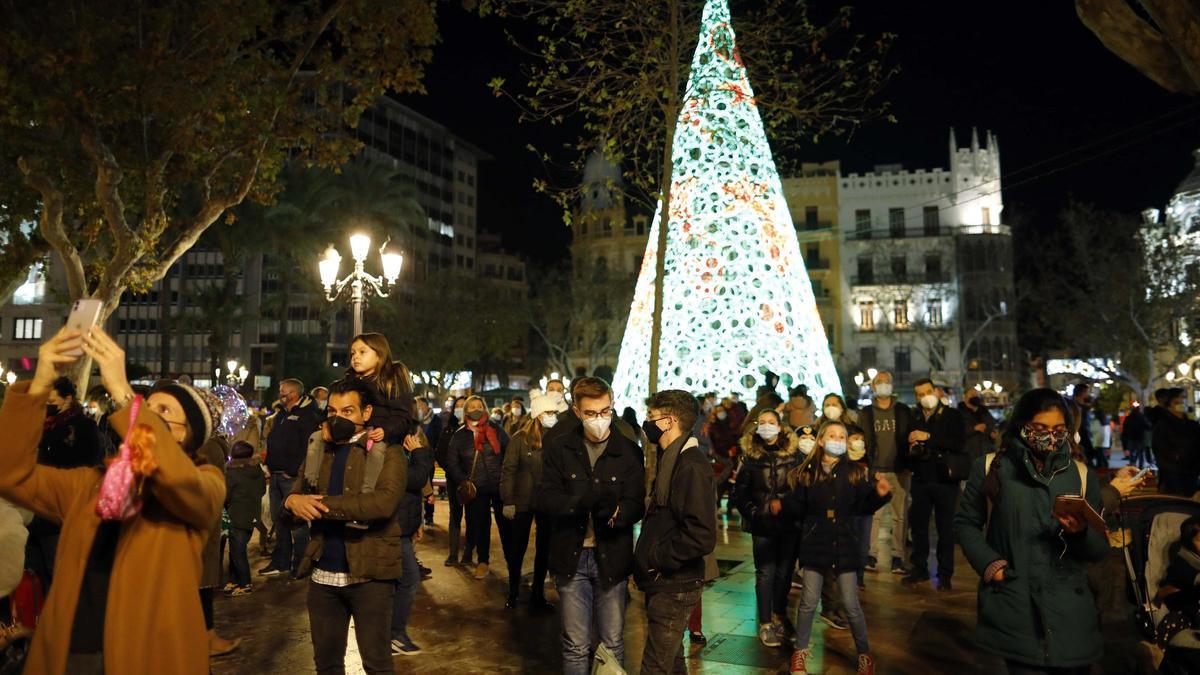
[270,472,309,572]
[909,480,958,578]
[466,491,511,564]
[507,511,551,601]
[641,587,703,675]
[307,580,396,675]
[751,533,797,624]
[199,587,214,630]
[228,527,252,586]
[424,495,435,524]
[447,481,468,561]
[25,517,60,588]
[391,536,420,641]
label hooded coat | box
[732,430,803,536]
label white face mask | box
[757,423,780,442]
[920,394,939,410]
[716,410,727,420]
[512,407,523,416]
[540,413,558,429]
[490,413,502,422]
[823,405,843,421]
[824,440,847,457]
[874,383,893,398]
[798,437,816,455]
[582,415,612,440]
[849,438,867,461]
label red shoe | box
[858,654,875,675]
[790,648,810,674]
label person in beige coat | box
[0,327,224,675]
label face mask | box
[824,440,847,457]
[642,419,666,446]
[328,416,362,444]
[490,413,502,423]
[920,394,939,410]
[1021,425,1067,456]
[583,415,612,440]
[968,397,982,408]
[823,405,842,421]
[46,404,60,417]
[757,423,780,442]
[512,407,523,416]
[874,383,893,398]
[798,437,816,455]
[540,413,558,429]
[317,400,327,411]
[466,409,485,422]
[453,408,464,422]
[849,438,866,461]
[716,410,727,421]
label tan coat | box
[0,383,224,675]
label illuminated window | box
[981,207,991,225]
[14,318,43,341]
[859,302,875,331]
[894,302,910,329]
[927,299,943,327]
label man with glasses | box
[634,389,717,675]
[540,377,645,675]
[261,378,324,578]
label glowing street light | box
[318,232,404,336]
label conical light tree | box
[611,0,840,407]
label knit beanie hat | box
[530,394,558,420]
[150,381,225,452]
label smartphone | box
[1132,467,1151,482]
[64,299,104,356]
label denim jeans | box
[228,526,252,586]
[795,567,868,655]
[641,586,703,675]
[751,533,797,624]
[307,580,396,674]
[391,536,420,641]
[270,472,310,572]
[557,548,628,675]
[855,516,872,586]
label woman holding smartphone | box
[0,326,224,674]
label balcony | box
[850,272,951,286]
[804,258,831,270]
[848,225,952,240]
[797,219,833,232]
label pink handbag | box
[95,395,144,521]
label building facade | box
[781,161,843,358]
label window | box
[894,346,911,373]
[889,208,905,238]
[981,207,991,225]
[860,347,877,366]
[925,254,942,282]
[855,209,871,237]
[890,255,907,281]
[923,206,940,236]
[804,206,819,230]
[894,302,910,329]
[926,299,943,327]
[14,318,43,341]
[859,302,875,331]
[635,218,646,235]
[931,343,946,370]
[805,244,821,267]
[856,257,873,285]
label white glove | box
[503,505,517,520]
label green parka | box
[954,441,1109,668]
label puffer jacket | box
[282,437,407,580]
[780,456,890,571]
[954,440,1108,668]
[500,429,545,513]
[733,431,803,536]
[445,421,509,495]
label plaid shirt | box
[310,568,369,588]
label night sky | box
[397,2,1200,265]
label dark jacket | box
[501,429,545,513]
[781,457,890,570]
[958,402,998,465]
[733,431,803,536]
[282,437,407,580]
[855,400,913,473]
[540,423,646,586]
[423,413,444,453]
[707,416,739,458]
[38,405,102,469]
[1120,409,1150,448]
[444,421,509,495]
[634,436,716,592]
[224,458,266,530]
[908,403,967,484]
[397,445,432,537]
[338,374,414,445]
[543,410,642,462]
[265,396,324,476]
[434,414,462,480]
[954,441,1108,668]
[1152,413,1200,473]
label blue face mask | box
[824,440,847,457]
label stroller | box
[1121,494,1200,673]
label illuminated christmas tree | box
[611,0,840,406]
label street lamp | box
[4,371,15,385]
[217,359,249,387]
[319,233,404,337]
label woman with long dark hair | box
[954,388,1108,674]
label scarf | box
[472,420,501,455]
[653,436,699,508]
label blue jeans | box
[751,533,797,624]
[228,527,252,586]
[795,567,868,655]
[557,549,628,675]
[391,536,420,641]
[270,472,310,572]
[856,516,872,585]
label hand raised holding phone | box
[81,326,134,405]
[29,327,84,397]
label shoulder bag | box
[457,449,480,505]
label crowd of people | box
[0,323,1191,675]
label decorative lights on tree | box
[611,0,840,406]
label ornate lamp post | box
[319,233,404,337]
[216,359,249,387]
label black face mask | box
[642,419,666,446]
[968,397,982,408]
[466,409,486,422]
[46,404,60,417]
[328,416,361,444]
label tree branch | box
[17,157,87,300]
[1075,0,1198,93]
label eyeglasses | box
[579,407,614,420]
[1026,423,1068,436]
